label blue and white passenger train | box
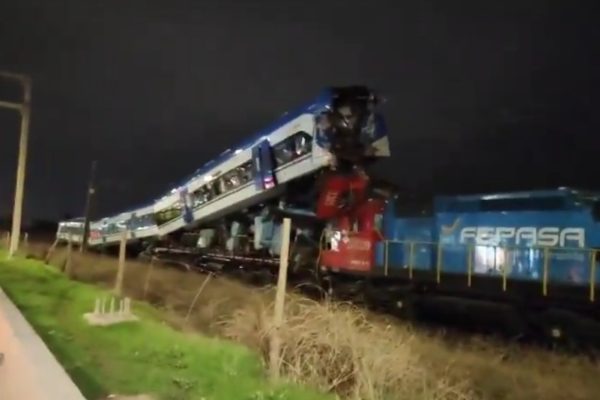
[57,86,389,252]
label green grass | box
[0,251,332,400]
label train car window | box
[237,162,253,184]
[210,181,220,197]
[294,132,312,156]
[479,197,565,212]
[154,202,183,226]
[218,177,228,194]
[274,140,294,166]
[273,132,313,168]
[192,186,209,206]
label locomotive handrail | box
[590,250,597,302]
[380,239,599,302]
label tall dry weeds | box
[223,293,474,400]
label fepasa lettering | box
[459,226,585,248]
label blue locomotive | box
[319,187,600,341]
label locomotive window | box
[480,197,565,212]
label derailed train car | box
[319,187,600,343]
[57,85,389,259]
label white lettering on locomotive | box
[459,226,585,248]
[346,238,371,251]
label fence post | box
[64,233,73,277]
[44,238,59,265]
[269,217,291,381]
[114,229,128,296]
[185,273,213,323]
[143,256,155,300]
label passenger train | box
[56,86,600,343]
[57,86,389,260]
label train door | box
[178,187,194,224]
[252,139,277,190]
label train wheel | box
[535,308,580,349]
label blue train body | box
[374,188,600,293]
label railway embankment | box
[8,242,600,400]
[0,284,86,400]
[0,249,333,400]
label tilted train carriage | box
[57,85,389,259]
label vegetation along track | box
[16,240,600,400]
[38,240,600,353]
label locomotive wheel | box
[534,308,580,349]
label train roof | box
[437,187,600,202]
[433,187,600,212]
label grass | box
[13,242,600,400]
[0,250,333,400]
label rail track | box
[138,246,600,354]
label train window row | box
[130,131,313,228]
[129,213,156,230]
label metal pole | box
[8,76,32,258]
[81,160,98,252]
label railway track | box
[141,246,600,354]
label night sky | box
[0,0,599,223]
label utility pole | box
[0,71,32,258]
[80,160,97,252]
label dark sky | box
[0,0,599,222]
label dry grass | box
[19,241,600,400]
[223,295,473,400]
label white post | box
[8,77,32,258]
[65,233,73,277]
[142,256,155,299]
[114,229,128,296]
[269,217,291,380]
[185,273,213,322]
